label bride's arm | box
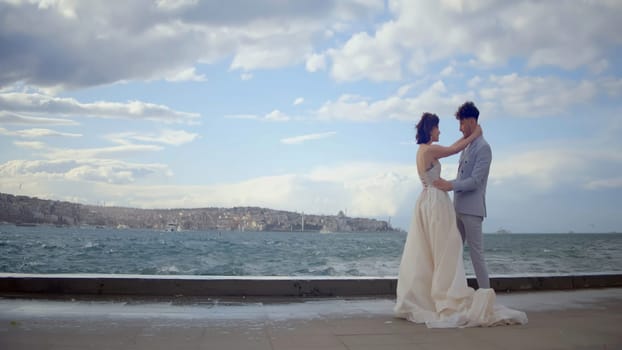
[426,126,482,160]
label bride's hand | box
[433,178,453,191]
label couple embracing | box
[394,101,527,328]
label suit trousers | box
[456,213,490,289]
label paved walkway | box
[1,288,621,349]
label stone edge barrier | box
[0,273,621,298]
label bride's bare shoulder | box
[424,143,453,160]
[418,144,432,152]
[416,144,430,159]
[419,144,439,157]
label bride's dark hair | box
[416,112,439,144]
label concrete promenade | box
[0,273,622,350]
[1,284,621,349]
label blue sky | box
[1,0,621,233]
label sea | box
[1,225,621,276]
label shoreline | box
[4,221,621,234]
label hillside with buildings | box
[0,192,398,233]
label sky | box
[1,0,621,233]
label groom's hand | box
[433,178,453,191]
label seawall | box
[1,272,621,298]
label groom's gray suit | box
[451,135,492,289]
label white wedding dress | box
[394,160,527,328]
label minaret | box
[301,212,305,232]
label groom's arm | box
[450,144,492,192]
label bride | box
[394,112,527,328]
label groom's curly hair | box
[455,101,479,120]
[416,112,439,144]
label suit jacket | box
[451,135,492,217]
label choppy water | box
[1,225,621,276]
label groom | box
[434,101,492,289]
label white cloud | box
[328,31,402,82]
[478,74,597,117]
[13,139,164,160]
[0,111,77,125]
[264,110,290,122]
[25,0,77,18]
[165,67,207,82]
[306,162,417,217]
[281,132,337,145]
[1,0,619,90]
[5,0,618,89]
[396,84,413,98]
[14,141,46,149]
[316,80,466,121]
[0,159,170,185]
[314,73,611,122]
[0,91,201,124]
[230,37,311,72]
[490,147,622,190]
[0,127,81,138]
[46,144,164,160]
[241,72,253,81]
[490,149,582,189]
[0,1,385,89]
[293,97,304,105]
[107,129,199,146]
[65,167,131,184]
[306,53,326,72]
[323,0,622,81]
[226,110,293,122]
[440,65,454,77]
[468,76,482,88]
[407,49,428,75]
[156,0,198,10]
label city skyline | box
[1,1,621,233]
